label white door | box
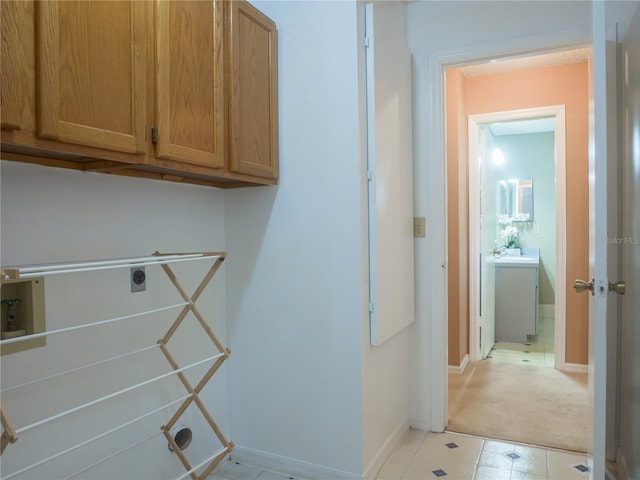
[468,123,496,360]
[364,2,415,345]
[585,2,638,477]
[617,2,640,476]
[481,128,497,359]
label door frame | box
[410,30,590,435]
[409,4,634,478]
[467,106,567,367]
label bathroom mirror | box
[497,178,533,221]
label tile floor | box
[376,430,589,480]
[212,319,582,480]
[210,429,590,480]
[489,315,555,367]
[211,460,295,480]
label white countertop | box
[494,247,540,267]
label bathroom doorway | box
[467,106,566,369]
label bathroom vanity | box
[495,248,539,343]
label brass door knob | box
[574,278,595,295]
[609,280,626,295]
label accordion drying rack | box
[0,251,232,480]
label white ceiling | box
[460,48,590,78]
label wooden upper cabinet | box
[36,1,146,154]
[1,1,33,131]
[2,0,278,187]
[228,1,278,179]
[154,0,225,169]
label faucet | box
[492,249,507,258]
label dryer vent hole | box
[168,425,192,451]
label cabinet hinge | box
[364,36,370,48]
[367,169,373,181]
[151,126,158,144]
[368,302,375,313]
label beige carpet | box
[448,360,588,453]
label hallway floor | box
[447,313,588,452]
[376,430,589,480]
[211,461,294,480]
[209,319,588,479]
[210,430,589,480]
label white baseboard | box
[448,354,469,374]
[363,421,409,480]
[230,445,362,480]
[539,304,555,319]
[559,362,588,374]
[408,417,432,432]
[230,422,409,480]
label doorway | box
[467,106,566,368]
[443,51,591,451]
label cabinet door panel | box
[228,1,278,179]
[36,1,146,154]
[1,1,33,131]
[155,0,225,168]
[495,266,538,343]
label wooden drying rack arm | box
[0,251,231,480]
[1,403,18,454]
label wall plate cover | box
[414,217,426,238]
[130,267,146,293]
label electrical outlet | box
[414,217,426,238]
[131,267,146,293]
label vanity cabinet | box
[0,0,278,188]
[495,257,539,344]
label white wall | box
[225,1,365,476]
[225,1,411,478]
[0,161,228,478]
[361,2,411,477]
[406,0,592,431]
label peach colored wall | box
[446,62,589,366]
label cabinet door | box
[36,1,146,154]
[228,1,278,179]
[1,1,33,131]
[495,266,538,343]
[155,0,225,169]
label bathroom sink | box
[494,255,539,266]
